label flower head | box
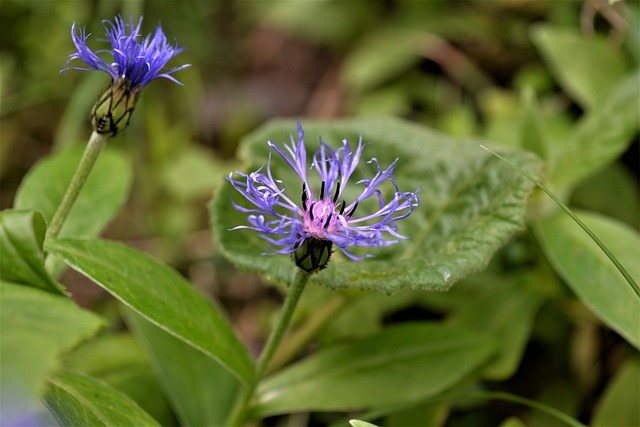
[227,123,420,272]
[61,15,190,136]
[62,14,190,88]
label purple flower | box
[62,14,190,88]
[227,123,420,271]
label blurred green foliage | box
[1,0,638,426]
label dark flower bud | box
[293,237,333,273]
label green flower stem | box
[227,268,311,426]
[269,293,346,374]
[45,131,108,240]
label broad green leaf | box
[15,146,132,277]
[0,209,63,294]
[211,118,540,293]
[536,211,640,349]
[592,358,640,426]
[45,370,160,427]
[549,72,640,191]
[126,309,239,426]
[448,273,544,380]
[45,237,255,385]
[530,25,629,109]
[64,333,177,425]
[0,283,104,425]
[254,323,495,415]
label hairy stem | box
[45,131,108,240]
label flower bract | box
[227,123,420,270]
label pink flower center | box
[302,198,340,237]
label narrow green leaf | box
[15,146,132,276]
[45,370,160,427]
[592,358,640,426]
[254,323,495,415]
[530,25,629,109]
[536,211,640,349]
[0,209,64,293]
[0,283,104,425]
[45,237,255,385]
[212,118,541,293]
[126,309,239,426]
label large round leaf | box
[211,118,540,293]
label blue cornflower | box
[63,14,190,88]
[227,123,420,272]
[62,15,190,136]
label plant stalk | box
[46,131,108,240]
[226,268,311,426]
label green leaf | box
[519,87,546,159]
[211,118,541,293]
[254,323,495,415]
[45,237,255,385]
[125,309,239,426]
[63,333,177,426]
[44,370,160,427]
[0,283,104,425]
[592,358,640,427]
[549,72,640,191]
[15,146,132,277]
[0,209,64,293]
[536,211,640,349]
[530,25,629,109]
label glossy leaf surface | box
[126,310,239,426]
[45,237,255,384]
[45,370,160,427]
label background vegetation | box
[1,0,638,426]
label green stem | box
[226,268,311,426]
[269,293,346,373]
[45,131,108,240]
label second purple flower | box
[227,123,420,272]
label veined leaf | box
[45,370,160,427]
[45,237,255,385]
